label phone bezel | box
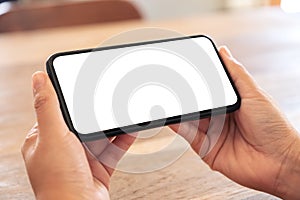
[46,35,241,141]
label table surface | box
[1,7,300,199]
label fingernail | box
[32,72,45,94]
[223,46,233,58]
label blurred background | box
[0,0,296,32]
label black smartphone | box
[46,35,240,141]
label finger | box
[84,146,111,189]
[21,124,39,160]
[32,71,68,139]
[219,46,252,82]
[169,121,206,152]
[218,46,261,97]
[169,122,195,144]
[98,133,137,175]
[190,118,210,133]
[26,122,38,137]
[84,136,116,158]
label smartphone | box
[47,35,240,141]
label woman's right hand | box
[169,46,300,200]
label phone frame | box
[46,35,241,142]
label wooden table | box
[1,7,300,199]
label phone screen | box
[47,35,240,140]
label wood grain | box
[1,7,299,199]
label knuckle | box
[34,93,49,112]
[21,134,38,158]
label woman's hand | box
[21,72,135,200]
[169,47,300,200]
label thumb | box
[218,46,262,98]
[32,71,68,138]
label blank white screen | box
[53,36,238,134]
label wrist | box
[275,136,300,200]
